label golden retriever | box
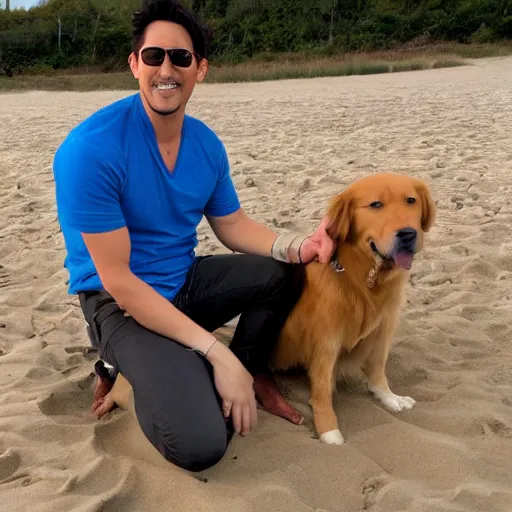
[270,172,436,445]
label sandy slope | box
[1,57,512,511]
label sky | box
[5,0,39,9]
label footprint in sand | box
[454,260,499,282]
[458,305,498,323]
[386,358,429,389]
[37,384,94,424]
[451,482,512,511]
[483,418,512,439]
[0,265,13,289]
[24,367,55,380]
[485,367,512,387]
[0,449,22,483]
[362,474,394,510]
[484,323,509,342]
[496,254,512,273]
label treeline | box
[0,0,511,74]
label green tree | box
[1,0,511,74]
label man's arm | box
[204,140,335,264]
[207,208,335,265]
[206,208,278,257]
[82,226,221,357]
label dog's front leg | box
[362,320,416,413]
[308,347,344,445]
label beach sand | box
[1,56,512,511]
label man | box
[53,0,335,473]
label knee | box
[159,422,229,472]
[268,259,305,304]
[258,255,304,292]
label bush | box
[0,0,511,74]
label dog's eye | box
[369,201,383,209]
[406,197,416,205]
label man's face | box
[129,20,208,118]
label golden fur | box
[271,172,436,444]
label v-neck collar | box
[135,93,188,178]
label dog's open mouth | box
[370,241,414,270]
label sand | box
[1,56,512,511]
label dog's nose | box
[396,228,417,249]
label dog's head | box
[326,172,435,273]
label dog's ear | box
[413,178,436,232]
[325,191,352,242]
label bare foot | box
[91,372,117,419]
[253,372,304,425]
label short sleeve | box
[204,143,241,217]
[53,136,127,234]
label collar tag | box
[331,259,345,273]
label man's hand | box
[299,216,336,264]
[207,342,258,436]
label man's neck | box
[140,93,184,144]
[151,111,184,145]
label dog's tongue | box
[395,252,414,269]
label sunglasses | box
[139,46,198,68]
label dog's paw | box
[377,392,416,412]
[319,429,345,445]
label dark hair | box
[131,0,212,60]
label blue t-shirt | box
[53,93,240,300]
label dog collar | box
[330,253,382,288]
[330,251,345,273]
[330,251,383,288]
[331,259,345,272]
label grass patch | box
[436,42,512,58]
[205,60,395,83]
[0,72,138,92]
[391,61,428,72]
[356,41,512,60]
[203,55,467,84]
[4,41,507,92]
[432,59,467,69]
